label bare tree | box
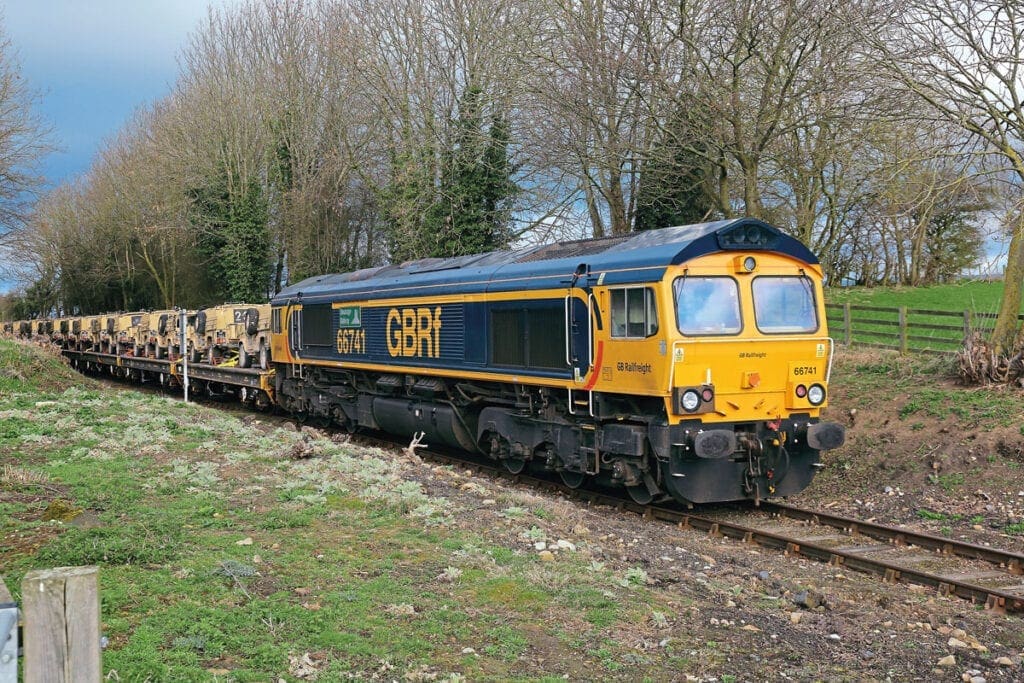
[870,0,1024,352]
[522,0,665,236]
[0,23,52,280]
[658,0,875,225]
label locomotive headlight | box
[807,384,826,406]
[681,389,701,412]
[742,256,757,272]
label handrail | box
[563,295,571,367]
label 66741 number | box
[336,328,366,355]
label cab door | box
[269,304,300,363]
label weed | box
[917,509,946,521]
[650,610,670,629]
[618,567,650,588]
[936,473,965,491]
[1006,522,1024,535]
[169,460,221,488]
[437,566,463,583]
[172,635,208,653]
[971,515,985,525]
[500,506,528,519]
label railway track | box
[412,448,1024,613]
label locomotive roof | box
[273,218,818,304]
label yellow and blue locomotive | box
[270,218,844,505]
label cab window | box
[752,276,818,333]
[610,288,658,339]
[674,277,741,335]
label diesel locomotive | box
[269,218,845,505]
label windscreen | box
[674,277,741,335]
[752,276,818,333]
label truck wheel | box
[259,343,269,370]
[239,345,251,368]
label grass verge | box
[0,339,685,680]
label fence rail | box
[824,303,1024,355]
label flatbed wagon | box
[61,349,274,408]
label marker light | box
[795,384,807,398]
[807,384,826,406]
[701,387,714,402]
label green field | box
[824,280,1011,315]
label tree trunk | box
[583,177,605,238]
[274,247,286,294]
[992,218,1024,354]
[606,167,629,235]
[736,153,762,218]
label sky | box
[0,0,218,292]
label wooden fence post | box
[963,309,972,338]
[843,303,851,345]
[22,566,100,683]
[1,576,17,682]
[898,306,908,355]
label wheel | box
[258,342,269,370]
[626,484,654,505]
[503,457,527,474]
[560,470,586,489]
[238,345,251,368]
